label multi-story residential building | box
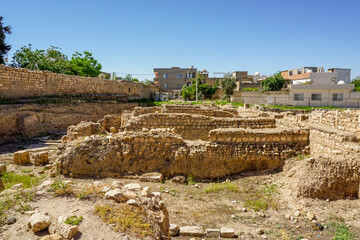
[153,66,197,91]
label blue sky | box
[2,0,360,81]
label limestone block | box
[40,234,63,240]
[49,221,78,239]
[139,172,164,183]
[14,150,30,165]
[206,229,221,238]
[220,228,235,238]
[179,226,204,237]
[33,151,49,166]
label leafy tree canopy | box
[351,76,360,91]
[0,16,12,64]
[220,72,236,101]
[261,72,285,91]
[11,45,102,77]
[181,72,218,100]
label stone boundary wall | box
[122,113,276,140]
[58,128,309,179]
[0,65,155,100]
[310,109,360,136]
[0,102,137,145]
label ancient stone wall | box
[122,113,276,140]
[0,65,155,100]
[161,104,238,117]
[0,102,137,145]
[310,109,360,136]
[58,128,309,179]
[309,127,360,158]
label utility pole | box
[195,71,198,102]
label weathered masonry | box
[57,104,310,179]
[0,65,158,100]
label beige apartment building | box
[153,66,197,91]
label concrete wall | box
[0,65,156,100]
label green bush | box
[241,87,258,92]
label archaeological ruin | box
[1,67,360,239]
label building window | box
[289,71,293,76]
[164,83,168,88]
[163,74,168,78]
[333,93,343,101]
[294,94,304,101]
[311,94,321,101]
[177,74,182,78]
[298,69,302,74]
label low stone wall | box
[310,109,360,136]
[0,102,137,145]
[162,104,238,118]
[309,126,360,158]
[122,113,276,140]
[57,128,309,179]
[0,65,158,100]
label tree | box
[261,72,285,91]
[68,51,102,77]
[181,72,217,100]
[0,16,12,64]
[351,76,360,91]
[220,72,236,101]
[11,45,102,77]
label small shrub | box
[50,178,73,196]
[241,87,259,92]
[187,175,196,185]
[65,216,83,225]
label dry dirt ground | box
[1,143,360,240]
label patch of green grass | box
[65,216,83,225]
[244,184,279,211]
[244,199,268,211]
[1,172,42,189]
[94,204,153,238]
[329,221,356,240]
[204,182,239,193]
[21,169,33,173]
[0,191,35,225]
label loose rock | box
[27,212,51,233]
[169,224,179,236]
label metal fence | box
[236,95,360,108]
